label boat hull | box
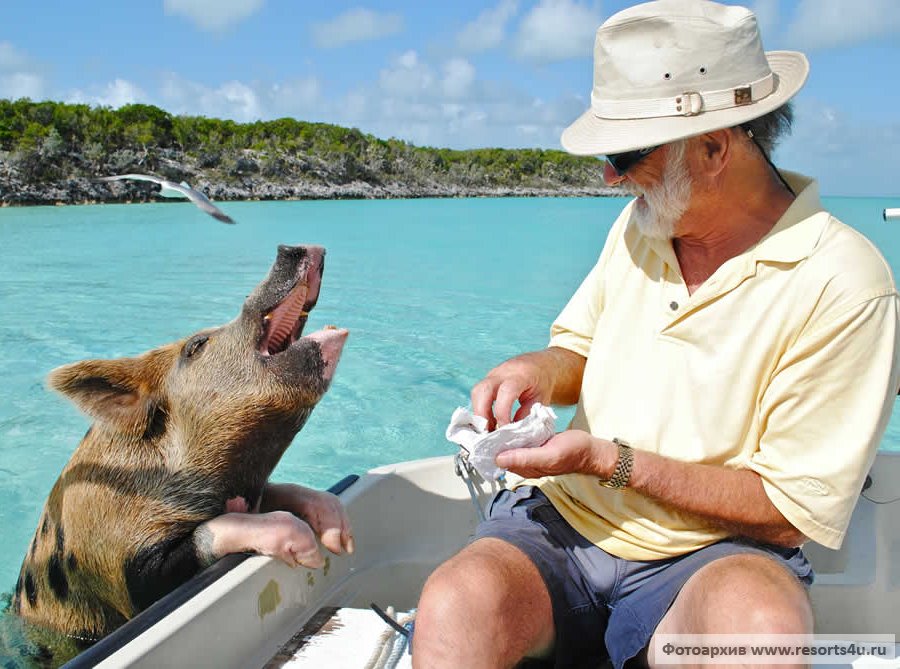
[64,452,900,668]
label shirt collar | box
[745,171,828,264]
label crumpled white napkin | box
[445,403,557,481]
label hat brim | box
[560,51,809,156]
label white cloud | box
[375,52,477,103]
[67,79,148,108]
[512,0,602,63]
[0,72,44,100]
[442,58,476,99]
[355,93,577,151]
[335,46,584,150]
[311,8,403,48]
[161,74,263,121]
[378,51,435,98]
[163,0,265,33]
[456,0,519,53]
[343,90,368,123]
[0,41,28,69]
[0,42,45,100]
[269,78,322,117]
[158,73,323,122]
[784,0,900,50]
[217,81,262,119]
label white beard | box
[627,140,692,240]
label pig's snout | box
[306,327,348,383]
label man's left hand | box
[495,429,617,479]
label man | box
[413,2,900,668]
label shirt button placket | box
[661,297,680,332]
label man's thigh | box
[611,541,813,669]
[645,552,814,667]
[475,486,615,669]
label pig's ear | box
[48,352,169,437]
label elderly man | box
[413,1,900,668]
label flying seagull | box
[97,174,236,224]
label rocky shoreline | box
[0,146,621,208]
[0,176,619,207]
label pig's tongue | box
[262,283,309,355]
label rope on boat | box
[364,605,416,669]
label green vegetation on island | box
[0,99,615,205]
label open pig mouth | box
[259,256,324,357]
[260,288,310,356]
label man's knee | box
[660,553,813,635]
[419,537,549,627]
[418,548,498,629]
[414,538,555,667]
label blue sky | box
[1,0,898,196]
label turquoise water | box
[1,195,898,639]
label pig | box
[11,244,352,646]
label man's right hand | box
[470,347,586,430]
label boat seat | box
[263,605,617,669]
[265,606,414,669]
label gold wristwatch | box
[598,438,634,490]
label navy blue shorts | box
[474,486,814,669]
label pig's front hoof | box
[257,511,324,569]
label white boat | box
[885,208,900,221]
[63,452,900,669]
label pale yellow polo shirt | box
[534,172,900,560]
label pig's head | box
[46,245,347,509]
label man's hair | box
[738,102,794,157]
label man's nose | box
[603,160,628,186]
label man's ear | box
[694,129,732,177]
[48,349,172,437]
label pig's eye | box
[184,336,209,359]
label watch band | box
[599,438,634,490]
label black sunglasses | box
[605,145,660,176]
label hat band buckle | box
[676,92,703,116]
[590,71,775,120]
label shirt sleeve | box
[748,293,900,549]
[548,208,630,356]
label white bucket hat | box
[561,0,809,156]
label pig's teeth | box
[270,322,293,349]
[263,282,312,354]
